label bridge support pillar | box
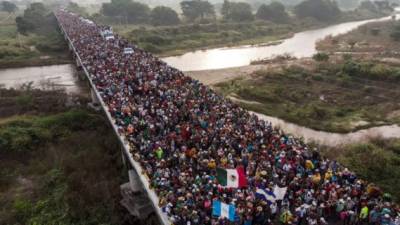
[121,147,127,167]
[128,169,143,193]
[90,88,100,105]
[76,58,82,70]
[120,183,155,220]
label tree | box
[359,1,378,12]
[256,2,289,23]
[101,0,150,24]
[222,1,253,22]
[1,1,18,14]
[66,2,87,16]
[180,0,215,22]
[313,52,330,62]
[16,2,48,35]
[294,0,341,22]
[15,16,32,35]
[151,6,180,26]
[221,0,230,18]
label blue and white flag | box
[256,188,276,204]
[212,200,236,222]
[273,186,288,200]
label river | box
[0,64,86,94]
[1,16,399,146]
[163,15,397,71]
[253,113,400,147]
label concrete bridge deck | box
[54,12,170,225]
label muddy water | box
[253,112,400,146]
[0,64,86,94]
[1,64,398,146]
[163,15,398,71]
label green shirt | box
[360,206,369,219]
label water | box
[0,64,86,94]
[1,16,399,145]
[254,112,400,146]
[163,16,395,71]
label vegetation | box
[101,0,151,24]
[1,1,17,14]
[66,2,88,17]
[100,0,393,56]
[312,52,330,62]
[150,6,180,26]
[221,0,253,22]
[215,57,400,133]
[256,2,290,24]
[322,138,400,202]
[117,21,296,55]
[318,20,400,56]
[0,111,128,225]
[180,0,215,22]
[0,2,70,68]
[294,0,341,22]
[391,22,400,41]
[0,88,133,225]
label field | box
[215,58,400,133]
[0,12,71,69]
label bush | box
[16,94,33,107]
[312,52,330,62]
[339,140,400,201]
[139,35,171,45]
[0,110,100,153]
[142,43,162,53]
[312,74,324,81]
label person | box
[359,204,369,225]
[55,10,399,225]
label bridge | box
[53,9,398,225]
[55,11,170,225]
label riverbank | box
[116,10,390,58]
[0,14,71,69]
[317,19,400,56]
[0,88,139,224]
[211,57,400,133]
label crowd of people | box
[56,10,399,225]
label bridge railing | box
[55,13,171,225]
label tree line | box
[0,1,18,14]
[97,0,394,26]
[11,0,395,34]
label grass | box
[317,19,400,54]
[215,59,400,133]
[321,138,400,203]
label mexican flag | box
[216,167,247,188]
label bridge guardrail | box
[55,13,171,225]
